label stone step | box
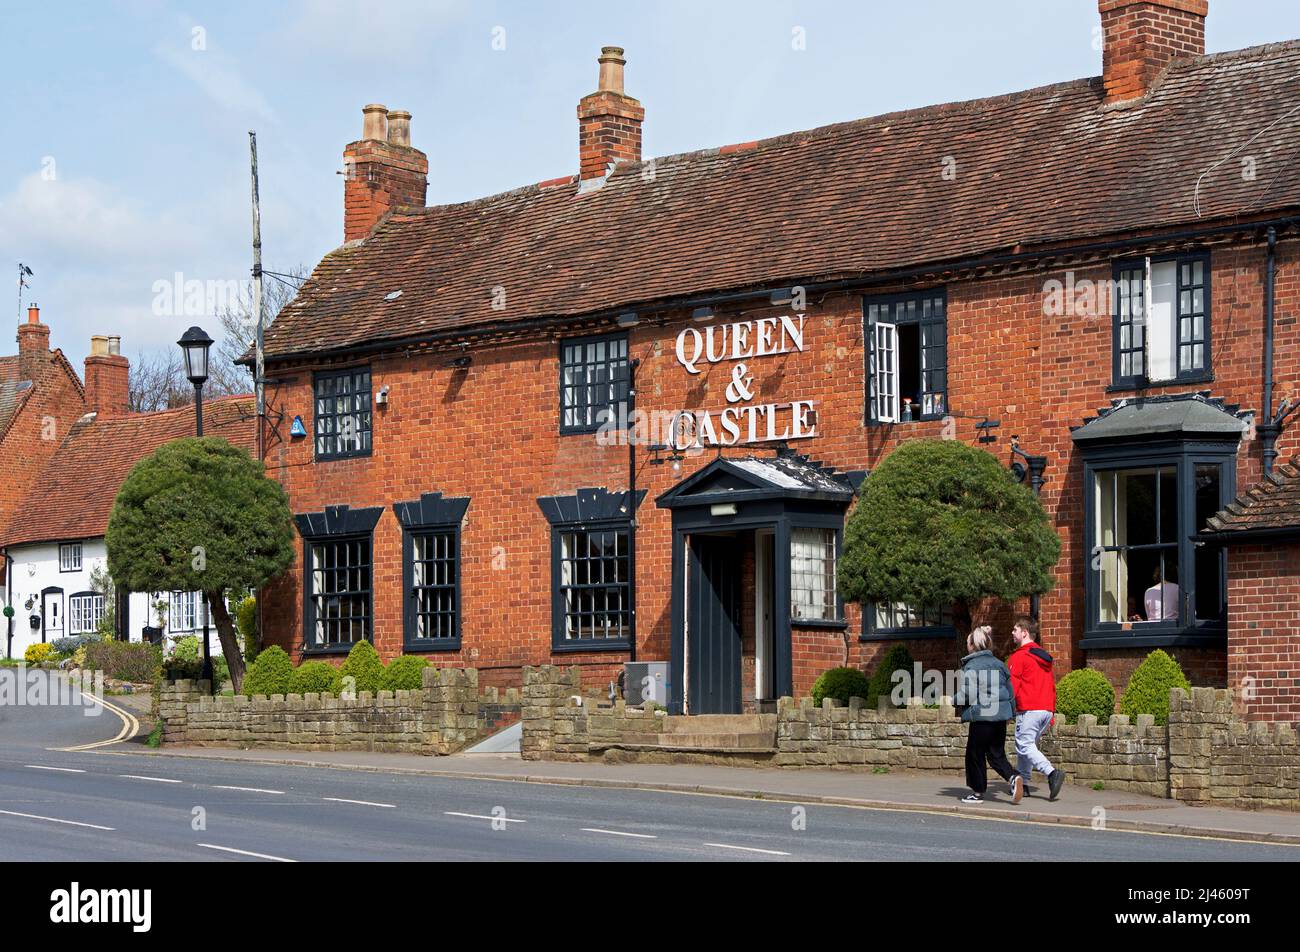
[660,714,778,735]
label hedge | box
[382,655,429,692]
[242,645,293,697]
[288,660,343,696]
[83,641,161,683]
[340,640,385,695]
[867,644,916,708]
[811,667,871,706]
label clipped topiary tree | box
[810,667,871,706]
[838,439,1061,636]
[288,660,343,697]
[106,437,295,693]
[242,645,293,697]
[867,643,916,708]
[1119,649,1191,726]
[340,640,385,695]
[1055,668,1116,724]
[382,655,430,692]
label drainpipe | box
[3,549,11,660]
[1261,227,1280,475]
[627,358,640,665]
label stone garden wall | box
[519,666,1298,809]
[159,667,518,756]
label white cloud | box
[154,40,275,121]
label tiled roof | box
[0,357,32,437]
[1071,391,1249,443]
[2,396,256,548]
[1203,460,1300,540]
[264,40,1300,361]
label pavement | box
[2,669,1298,861]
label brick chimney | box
[17,304,51,378]
[1099,0,1207,104]
[84,334,129,417]
[342,104,429,242]
[577,46,644,183]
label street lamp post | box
[177,326,214,690]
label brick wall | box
[1100,0,1208,103]
[1226,543,1300,722]
[260,238,1300,706]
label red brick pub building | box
[256,1,1300,721]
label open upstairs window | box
[864,290,947,424]
[1113,253,1210,388]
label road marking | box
[581,828,657,839]
[214,785,285,795]
[51,676,140,752]
[703,842,790,856]
[0,809,114,831]
[121,774,183,784]
[196,843,296,863]
[444,811,526,823]
[25,765,85,773]
[323,797,396,808]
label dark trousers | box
[965,720,1015,794]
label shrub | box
[1120,649,1191,726]
[867,644,916,708]
[810,666,871,707]
[236,596,259,662]
[83,641,162,682]
[172,636,200,662]
[25,642,54,665]
[51,634,99,656]
[382,655,429,692]
[241,645,293,697]
[340,640,385,695]
[288,660,343,696]
[1055,668,1116,724]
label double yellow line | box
[49,675,141,752]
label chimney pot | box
[27,304,39,325]
[597,46,626,95]
[387,110,412,147]
[90,334,110,357]
[361,103,388,141]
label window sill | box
[552,640,633,654]
[301,644,359,657]
[860,626,956,642]
[866,415,947,428]
[1080,628,1226,650]
[791,617,847,630]
[404,640,463,653]
[314,450,374,463]
[1107,372,1214,394]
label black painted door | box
[687,535,742,715]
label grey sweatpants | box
[1015,710,1055,782]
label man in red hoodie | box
[1008,616,1065,801]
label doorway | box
[686,534,743,715]
[41,587,63,644]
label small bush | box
[1055,668,1116,724]
[340,640,385,695]
[867,644,916,708]
[382,655,429,692]
[236,596,259,662]
[172,636,200,662]
[242,645,293,697]
[288,660,343,696]
[1120,649,1191,727]
[83,641,161,683]
[25,642,54,665]
[146,720,164,748]
[161,656,203,682]
[810,666,871,706]
[51,634,99,656]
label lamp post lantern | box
[177,325,215,690]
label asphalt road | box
[0,669,1296,862]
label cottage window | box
[866,601,954,638]
[68,593,104,635]
[790,527,841,622]
[1113,254,1210,386]
[58,543,82,573]
[555,526,632,647]
[559,333,630,433]
[168,591,209,632]
[865,290,947,423]
[306,538,373,648]
[314,367,372,460]
[409,530,459,644]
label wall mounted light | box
[376,385,390,405]
[691,306,715,322]
[617,311,640,327]
[710,503,738,517]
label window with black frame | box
[314,367,372,459]
[410,529,458,643]
[559,334,630,433]
[555,525,632,646]
[1113,254,1210,387]
[306,537,372,648]
[867,601,954,636]
[790,527,841,622]
[864,290,947,424]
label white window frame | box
[874,321,899,423]
[58,542,82,573]
[169,591,208,632]
[68,594,104,635]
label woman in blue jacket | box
[953,625,1021,803]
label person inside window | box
[1143,567,1180,622]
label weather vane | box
[17,262,34,319]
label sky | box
[2,0,1299,371]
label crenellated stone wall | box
[158,667,517,755]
